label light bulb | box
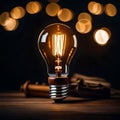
[38,23,77,102]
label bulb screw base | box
[48,77,69,103]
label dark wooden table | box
[0,91,120,120]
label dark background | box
[0,0,120,91]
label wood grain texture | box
[0,92,120,120]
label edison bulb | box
[38,23,77,102]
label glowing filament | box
[52,33,66,56]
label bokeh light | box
[57,8,74,22]
[0,12,10,26]
[26,1,42,14]
[45,2,60,17]
[75,19,92,34]
[10,6,26,19]
[3,18,19,31]
[78,12,92,22]
[88,1,104,15]
[104,3,117,17]
[94,27,111,46]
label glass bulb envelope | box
[38,23,77,102]
[38,23,77,77]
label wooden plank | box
[0,92,120,120]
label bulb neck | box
[48,76,69,103]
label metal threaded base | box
[49,84,69,102]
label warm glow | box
[26,1,42,14]
[57,8,74,22]
[38,23,77,101]
[76,12,92,34]
[105,3,117,17]
[52,33,66,56]
[0,12,10,26]
[94,28,111,45]
[75,19,92,34]
[88,1,103,15]
[45,2,60,17]
[38,23,77,77]
[10,6,26,19]
[4,17,19,31]
[78,12,92,22]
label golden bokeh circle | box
[45,2,61,17]
[94,28,111,46]
[26,1,42,14]
[57,8,74,22]
[10,6,26,19]
[78,12,92,22]
[4,18,19,31]
[88,1,104,15]
[75,19,92,34]
[0,12,10,26]
[105,3,117,17]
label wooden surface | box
[0,92,120,120]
